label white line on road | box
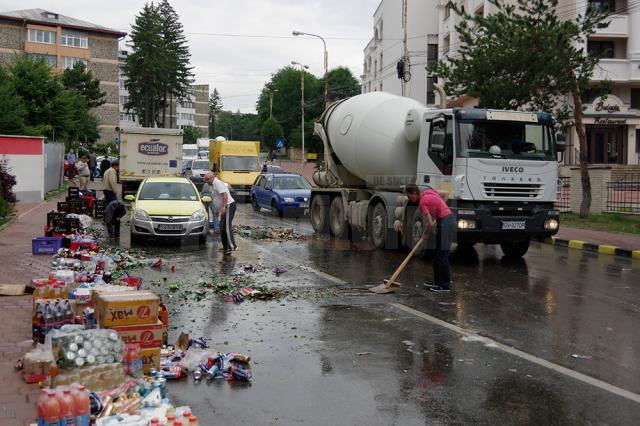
[390,302,640,405]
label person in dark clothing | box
[100,157,111,178]
[104,200,126,239]
[89,153,98,181]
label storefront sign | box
[594,117,627,125]
[595,101,621,113]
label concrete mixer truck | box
[310,92,564,257]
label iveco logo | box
[502,166,524,173]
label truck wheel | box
[407,208,425,250]
[500,240,530,258]
[310,195,329,234]
[252,196,261,212]
[367,203,387,249]
[329,197,349,239]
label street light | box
[269,89,279,119]
[291,61,309,165]
[292,30,328,107]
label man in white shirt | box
[203,172,236,255]
[75,155,91,190]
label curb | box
[547,236,640,260]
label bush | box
[0,191,9,220]
[0,159,17,204]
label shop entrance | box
[586,126,624,164]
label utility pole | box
[292,61,309,165]
[269,89,278,119]
[401,0,408,97]
[292,31,329,107]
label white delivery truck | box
[182,143,198,161]
[196,138,210,159]
[118,128,183,197]
[310,92,563,257]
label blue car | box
[251,173,311,217]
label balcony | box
[592,14,629,38]
[592,59,640,81]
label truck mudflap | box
[455,205,559,244]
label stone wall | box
[89,36,118,60]
[101,83,119,105]
[0,22,23,50]
[195,102,208,115]
[567,167,612,214]
[99,126,117,145]
[88,61,118,84]
[94,104,119,127]
[0,51,17,67]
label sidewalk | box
[0,193,68,425]
[556,227,640,251]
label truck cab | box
[409,108,561,256]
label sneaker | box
[223,249,233,255]
[428,286,451,293]
[423,282,439,289]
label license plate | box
[157,224,182,231]
[501,221,526,230]
[236,191,249,196]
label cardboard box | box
[95,291,160,327]
[141,347,161,373]
[112,320,164,349]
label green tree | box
[0,66,27,135]
[182,125,202,145]
[157,0,194,127]
[430,0,611,217]
[61,62,106,108]
[208,88,223,137]
[216,111,260,141]
[260,117,284,154]
[256,66,322,149]
[326,67,360,101]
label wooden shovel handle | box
[385,238,423,288]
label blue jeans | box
[207,204,220,231]
[434,214,455,288]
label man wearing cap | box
[203,172,236,255]
[405,184,456,293]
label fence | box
[44,143,65,193]
[606,174,640,214]
[555,177,572,212]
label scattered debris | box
[402,340,415,346]
[356,352,371,356]
[234,225,310,241]
[272,266,286,276]
[571,354,592,360]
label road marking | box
[390,302,640,405]
[264,249,348,285]
[18,202,47,220]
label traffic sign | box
[276,138,285,149]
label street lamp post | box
[269,89,279,119]
[291,61,309,165]
[292,30,328,107]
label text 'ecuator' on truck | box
[310,91,565,258]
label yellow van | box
[209,140,261,201]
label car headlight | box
[457,218,476,230]
[134,208,150,221]
[190,209,206,221]
[283,197,295,203]
[544,218,559,231]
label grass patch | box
[561,213,640,235]
[45,181,70,201]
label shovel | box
[369,238,423,294]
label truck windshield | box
[457,119,555,161]
[183,148,197,157]
[192,160,209,170]
[221,155,259,172]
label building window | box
[374,60,378,78]
[61,56,87,69]
[61,30,88,48]
[427,44,438,63]
[427,77,436,104]
[119,95,129,106]
[580,87,611,104]
[631,88,640,109]
[443,35,451,54]
[379,53,383,71]
[119,78,126,90]
[28,53,56,67]
[178,99,194,109]
[445,4,451,20]
[119,112,136,122]
[28,28,56,45]
[588,0,615,12]
[588,40,615,58]
[379,82,383,91]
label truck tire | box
[367,203,387,249]
[407,207,425,250]
[329,196,349,239]
[500,240,530,258]
[310,195,330,234]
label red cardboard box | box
[95,291,160,327]
[111,320,164,349]
[141,347,161,373]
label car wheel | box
[252,196,261,212]
[271,200,283,217]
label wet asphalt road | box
[109,204,640,425]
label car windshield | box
[192,160,209,170]
[273,176,311,190]
[457,119,555,161]
[183,148,197,157]
[139,182,198,201]
[221,155,259,172]
[182,160,192,169]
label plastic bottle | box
[33,282,45,305]
[63,300,74,325]
[181,412,191,425]
[54,299,65,329]
[188,416,199,426]
[149,419,160,425]
[58,388,75,426]
[41,390,61,426]
[73,385,91,426]
[166,415,176,426]
[43,302,55,334]
[32,301,44,343]
[36,389,48,426]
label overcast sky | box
[1,0,380,112]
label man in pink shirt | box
[405,184,455,292]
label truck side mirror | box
[555,133,566,153]
[430,118,445,153]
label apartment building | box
[0,8,126,144]
[361,0,440,106]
